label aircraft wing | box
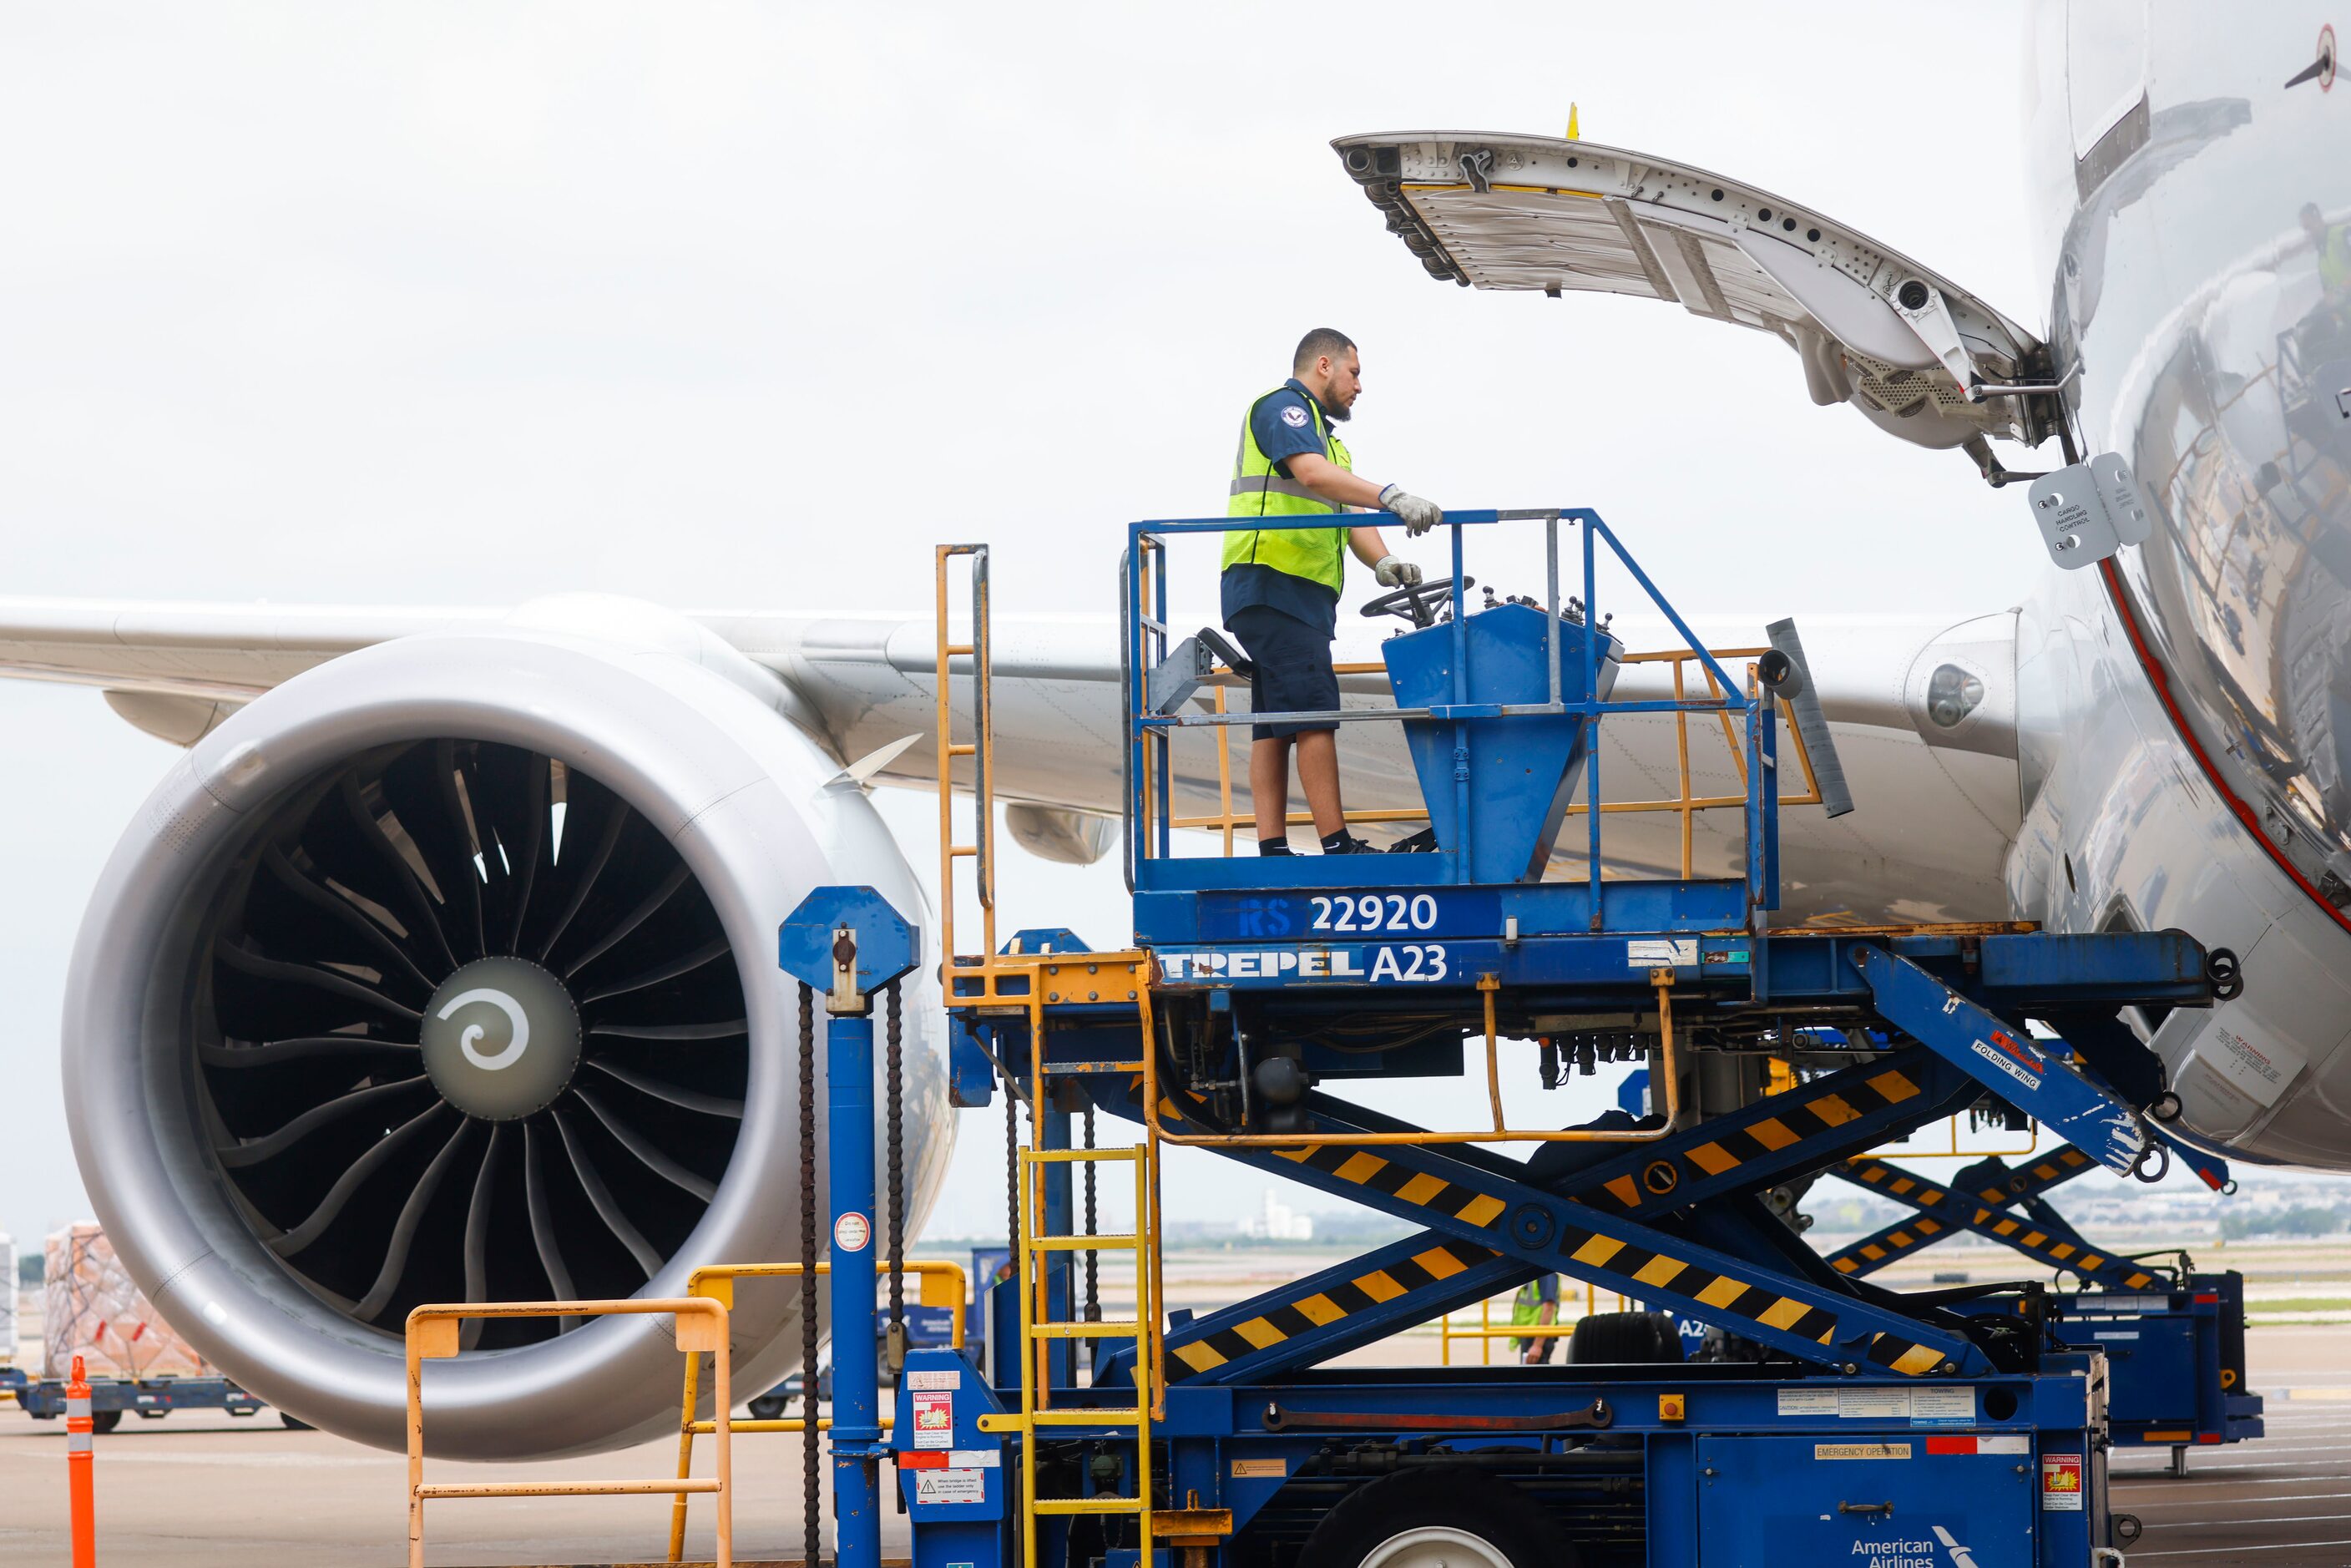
[0,597,2020,921]
[1331,131,2064,464]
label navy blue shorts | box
[1227,604,1340,741]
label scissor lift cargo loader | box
[786,510,2238,1568]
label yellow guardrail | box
[1437,1285,1626,1367]
[666,1260,968,1564]
[406,1296,731,1568]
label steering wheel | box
[1361,575,1472,630]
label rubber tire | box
[1565,1311,1684,1366]
[89,1409,123,1435]
[747,1393,789,1422]
[281,1412,314,1430]
[1298,1470,1573,1568]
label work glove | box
[1374,555,1423,589]
[1377,483,1443,537]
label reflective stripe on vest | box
[1224,384,1352,594]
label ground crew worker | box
[1512,1273,1561,1364]
[2307,202,2351,306]
[1224,328,1443,856]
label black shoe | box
[1320,833,1378,855]
[1388,827,1439,854]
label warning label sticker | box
[1815,1443,1912,1460]
[1838,1388,1911,1420]
[1910,1385,1975,1425]
[907,1369,960,1391]
[1231,1458,1287,1479]
[914,1469,987,1505]
[910,1389,954,1449]
[2042,1454,2084,1510]
[1627,938,1698,968]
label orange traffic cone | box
[67,1353,95,1567]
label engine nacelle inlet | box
[62,611,949,1458]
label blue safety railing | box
[1120,508,1784,932]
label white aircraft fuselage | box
[2011,2,2351,1166]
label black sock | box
[1258,839,1293,857]
[1321,829,1353,852]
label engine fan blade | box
[261,848,441,994]
[270,1100,452,1257]
[570,1087,719,1201]
[336,772,460,975]
[200,1037,421,1069]
[534,784,630,964]
[215,1076,436,1169]
[405,740,488,963]
[353,1117,478,1319]
[474,746,548,954]
[575,935,730,1006]
[523,1120,584,1333]
[460,1123,502,1351]
[561,862,690,983]
[215,941,424,1021]
[549,1106,663,1278]
[587,1017,747,1041]
[581,1058,744,1118]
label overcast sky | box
[1,0,2216,1248]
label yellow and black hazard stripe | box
[1838,1156,2155,1288]
[1972,1146,2094,1205]
[1827,1214,1951,1274]
[1585,1067,1927,1214]
[1166,1237,1500,1374]
[1253,1140,1959,1377]
[1272,1143,1510,1229]
[1828,1161,1956,1273]
[1545,1215,1948,1373]
[1862,1332,1952,1377]
[1967,1208,2156,1288]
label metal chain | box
[797,981,822,1568]
[1082,1105,1100,1323]
[885,980,907,1368]
[1004,1066,1020,1261]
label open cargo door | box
[1334,132,2065,469]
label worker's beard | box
[1318,395,1351,422]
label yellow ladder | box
[934,543,998,974]
[983,1143,1159,1568]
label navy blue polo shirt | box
[1222,378,1347,639]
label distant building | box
[1238,1189,1314,1242]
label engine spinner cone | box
[420,957,583,1120]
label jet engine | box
[61,602,951,1458]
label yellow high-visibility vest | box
[1224,385,1355,594]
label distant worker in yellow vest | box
[2303,202,2341,324]
[1224,328,1443,856]
[2307,202,2351,305]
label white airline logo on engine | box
[439,988,532,1070]
[1160,945,1449,983]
